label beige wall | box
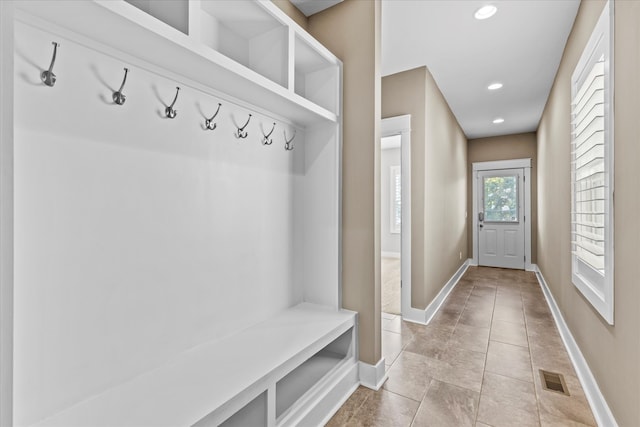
[307,0,382,365]
[467,133,537,264]
[382,66,467,310]
[423,67,468,308]
[382,67,427,306]
[537,1,640,425]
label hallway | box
[328,267,596,426]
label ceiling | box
[290,0,343,17]
[382,0,580,139]
[291,0,579,139]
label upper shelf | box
[15,0,341,127]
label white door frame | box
[472,159,533,271]
[0,1,14,424]
[381,115,413,319]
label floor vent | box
[539,369,569,396]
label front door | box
[477,169,525,269]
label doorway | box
[381,115,411,318]
[472,159,532,270]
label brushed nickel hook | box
[165,86,180,119]
[41,41,59,87]
[236,114,252,138]
[112,68,129,105]
[205,103,222,130]
[262,123,276,145]
[284,129,296,151]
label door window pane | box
[483,176,518,222]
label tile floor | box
[327,266,597,427]
[381,257,401,315]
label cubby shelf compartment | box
[190,0,290,89]
[276,328,354,421]
[294,34,340,115]
[15,0,338,127]
[125,0,189,35]
[30,304,357,427]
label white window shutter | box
[570,1,614,324]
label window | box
[390,165,401,234]
[570,1,614,324]
[483,175,518,222]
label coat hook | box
[262,123,276,145]
[112,68,129,105]
[205,103,222,130]
[236,114,252,138]
[284,129,296,151]
[41,41,60,87]
[165,87,180,119]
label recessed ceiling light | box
[493,118,505,124]
[488,82,503,90]
[474,5,497,20]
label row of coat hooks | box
[41,41,297,151]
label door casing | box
[381,115,414,320]
[472,159,533,271]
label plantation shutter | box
[570,1,614,324]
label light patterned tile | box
[348,389,420,427]
[411,380,479,427]
[326,386,372,426]
[383,330,404,366]
[490,319,528,347]
[477,372,539,427]
[383,351,433,401]
[486,340,533,383]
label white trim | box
[534,267,618,427]
[314,380,359,427]
[472,158,531,171]
[381,116,412,322]
[425,259,471,324]
[524,167,533,271]
[403,259,471,325]
[472,158,532,270]
[0,2,14,425]
[381,114,411,135]
[358,358,387,391]
[381,251,400,259]
[284,361,359,427]
[389,165,401,234]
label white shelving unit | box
[29,304,356,427]
[4,1,354,426]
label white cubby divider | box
[120,0,341,118]
[8,0,355,426]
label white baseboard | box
[381,251,400,259]
[403,259,470,326]
[534,267,618,427]
[358,358,387,390]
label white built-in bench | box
[33,303,358,427]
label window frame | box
[482,174,520,224]
[570,0,614,325]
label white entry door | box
[477,169,525,269]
